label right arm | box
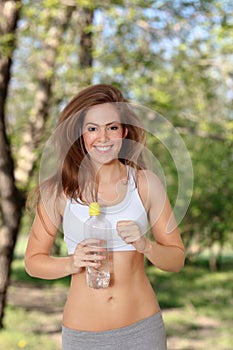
[24,197,76,279]
[24,195,106,280]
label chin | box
[91,153,119,165]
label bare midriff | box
[62,251,160,331]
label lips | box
[94,145,113,153]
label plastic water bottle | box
[84,202,111,289]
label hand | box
[71,238,106,274]
[116,220,149,253]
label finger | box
[84,253,106,262]
[117,220,134,227]
[73,258,101,269]
[119,230,142,243]
[81,238,102,246]
[85,261,102,268]
[75,238,100,254]
[83,246,106,254]
[116,224,136,237]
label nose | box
[98,126,109,142]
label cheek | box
[113,138,123,151]
[82,133,92,151]
[113,128,125,140]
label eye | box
[108,124,119,131]
[87,126,97,132]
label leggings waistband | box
[62,311,167,350]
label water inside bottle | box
[86,267,110,289]
[85,239,110,289]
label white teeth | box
[95,145,112,152]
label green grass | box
[0,305,60,350]
[148,265,233,322]
[147,265,233,349]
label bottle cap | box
[89,202,100,216]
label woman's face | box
[82,103,127,165]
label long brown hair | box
[28,84,147,210]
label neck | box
[94,160,126,184]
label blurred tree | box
[14,2,76,185]
[0,0,22,329]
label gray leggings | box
[62,311,167,350]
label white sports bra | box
[62,167,148,253]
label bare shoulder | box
[137,169,166,210]
[137,169,165,194]
[56,191,67,217]
[38,187,67,229]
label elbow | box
[172,252,185,272]
[172,261,185,273]
[163,249,185,273]
[24,258,33,277]
[24,256,38,278]
[167,261,184,273]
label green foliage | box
[6,0,233,254]
[181,135,233,256]
[0,33,16,56]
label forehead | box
[84,103,120,124]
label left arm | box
[116,170,185,272]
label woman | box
[25,84,185,350]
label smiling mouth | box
[94,145,113,153]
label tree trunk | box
[0,0,22,329]
[79,8,94,69]
[79,7,94,86]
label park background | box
[0,1,232,349]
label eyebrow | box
[84,121,121,127]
